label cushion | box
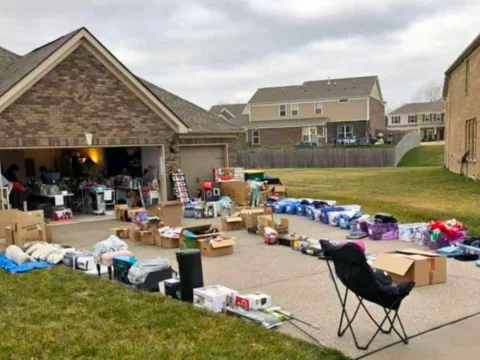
[6,245,32,265]
[98,250,134,266]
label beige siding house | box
[211,76,385,148]
[443,32,480,179]
[387,101,445,141]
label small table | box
[30,193,74,217]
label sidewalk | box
[362,315,480,360]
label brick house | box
[210,76,385,148]
[443,33,480,179]
[0,28,240,197]
[387,101,445,141]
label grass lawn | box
[398,145,444,167]
[269,166,480,235]
[0,267,348,360]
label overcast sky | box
[1,0,479,111]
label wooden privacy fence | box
[237,131,421,169]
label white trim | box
[366,97,370,121]
[291,103,299,117]
[251,130,260,145]
[220,107,235,119]
[279,104,287,117]
[250,97,368,107]
[0,29,189,134]
[247,121,327,130]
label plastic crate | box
[427,230,467,250]
[367,221,399,241]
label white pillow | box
[6,245,32,265]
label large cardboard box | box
[240,208,265,229]
[7,210,46,246]
[220,181,251,206]
[157,200,183,227]
[160,235,180,249]
[221,216,244,231]
[198,238,235,257]
[374,248,447,287]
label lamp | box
[85,133,93,146]
[170,134,180,153]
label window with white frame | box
[252,130,260,145]
[337,125,353,138]
[302,126,317,143]
[465,118,477,161]
[391,116,401,124]
[291,104,299,116]
[279,104,286,117]
[315,102,323,115]
[408,115,417,124]
[423,114,431,122]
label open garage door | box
[179,145,225,196]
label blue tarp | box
[0,254,53,273]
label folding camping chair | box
[320,240,415,351]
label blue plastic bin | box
[319,207,345,224]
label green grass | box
[269,167,480,235]
[0,267,348,360]
[398,145,445,167]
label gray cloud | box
[0,0,479,110]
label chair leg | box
[107,266,113,280]
[326,259,410,351]
[96,264,101,278]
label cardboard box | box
[6,211,46,246]
[140,231,155,245]
[273,185,287,197]
[0,210,19,238]
[45,224,53,243]
[5,226,14,245]
[258,214,275,235]
[221,216,244,231]
[198,238,235,257]
[161,236,180,248]
[240,208,265,229]
[219,181,251,206]
[134,229,142,243]
[179,224,220,248]
[115,205,129,221]
[373,248,447,287]
[157,200,183,227]
[111,227,131,240]
[194,285,238,313]
[277,218,289,234]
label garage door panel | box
[180,146,225,196]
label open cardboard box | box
[179,224,221,248]
[157,200,183,227]
[221,216,244,231]
[115,205,129,221]
[374,248,447,287]
[198,237,235,257]
[240,208,265,229]
[257,214,289,236]
[219,181,251,206]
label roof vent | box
[327,77,331,85]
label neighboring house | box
[211,76,385,148]
[387,101,445,141]
[443,32,480,179]
[0,27,240,198]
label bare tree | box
[412,81,443,102]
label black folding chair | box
[320,240,415,351]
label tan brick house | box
[210,76,385,148]
[443,33,480,179]
[0,28,240,198]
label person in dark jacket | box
[4,164,20,183]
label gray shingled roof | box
[0,47,20,75]
[249,76,378,104]
[389,101,445,115]
[140,79,241,133]
[0,29,81,99]
[210,103,249,127]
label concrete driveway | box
[3,215,480,359]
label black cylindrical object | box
[176,249,204,302]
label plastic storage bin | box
[367,221,399,240]
[427,230,467,250]
[113,256,137,284]
[319,207,346,224]
[398,223,429,242]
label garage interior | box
[0,145,166,223]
